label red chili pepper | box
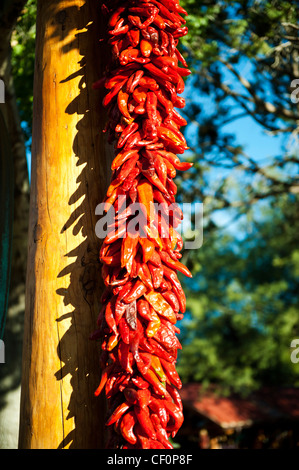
[121,235,139,275]
[173,26,188,39]
[118,317,130,346]
[131,375,150,389]
[157,126,188,153]
[103,78,127,107]
[171,108,188,126]
[118,342,134,374]
[106,401,131,427]
[108,6,126,28]
[123,130,142,150]
[145,291,176,324]
[166,382,183,411]
[142,168,168,194]
[160,357,182,389]
[128,70,144,93]
[137,299,161,338]
[132,86,147,104]
[109,18,129,36]
[154,154,168,187]
[134,423,151,448]
[148,397,168,428]
[117,90,131,120]
[124,279,148,303]
[148,263,163,289]
[127,15,143,29]
[164,400,184,436]
[123,387,138,405]
[117,122,139,148]
[139,76,159,91]
[156,89,174,116]
[134,404,156,440]
[137,262,154,290]
[119,410,138,445]
[162,290,180,313]
[142,118,158,140]
[140,39,153,57]
[152,55,177,69]
[122,167,141,192]
[148,248,162,267]
[148,336,177,363]
[119,47,139,66]
[176,72,186,94]
[109,372,131,399]
[93,0,191,450]
[144,62,175,83]
[94,364,114,397]
[138,238,155,263]
[154,323,181,353]
[162,265,186,313]
[160,250,192,277]
[150,354,167,382]
[142,368,171,400]
[151,414,173,449]
[104,299,118,336]
[136,388,151,407]
[127,28,140,47]
[157,149,193,171]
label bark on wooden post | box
[18,0,112,449]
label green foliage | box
[178,194,299,395]
[178,0,299,209]
[173,3,299,394]
[11,0,36,143]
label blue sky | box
[224,114,285,162]
[180,61,291,235]
[26,69,287,225]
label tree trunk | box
[18,0,112,449]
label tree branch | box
[281,22,299,31]
[220,59,299,121]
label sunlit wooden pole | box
[18,0,112,449]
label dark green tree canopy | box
[178,0,298,213]
[178,193,299,394]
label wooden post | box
[18,0,112,449]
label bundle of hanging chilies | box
[92,0,192,449]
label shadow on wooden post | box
[19,0,113,449]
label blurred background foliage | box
[176,0,299,394]
[10,0,36,145]
[5,0,299,401]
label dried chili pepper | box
[93,0,192,449]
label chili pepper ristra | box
[93,0,192,449]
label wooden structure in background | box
[18,0,112,448]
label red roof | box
[254,387,299,419]
[180,383,299,429]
